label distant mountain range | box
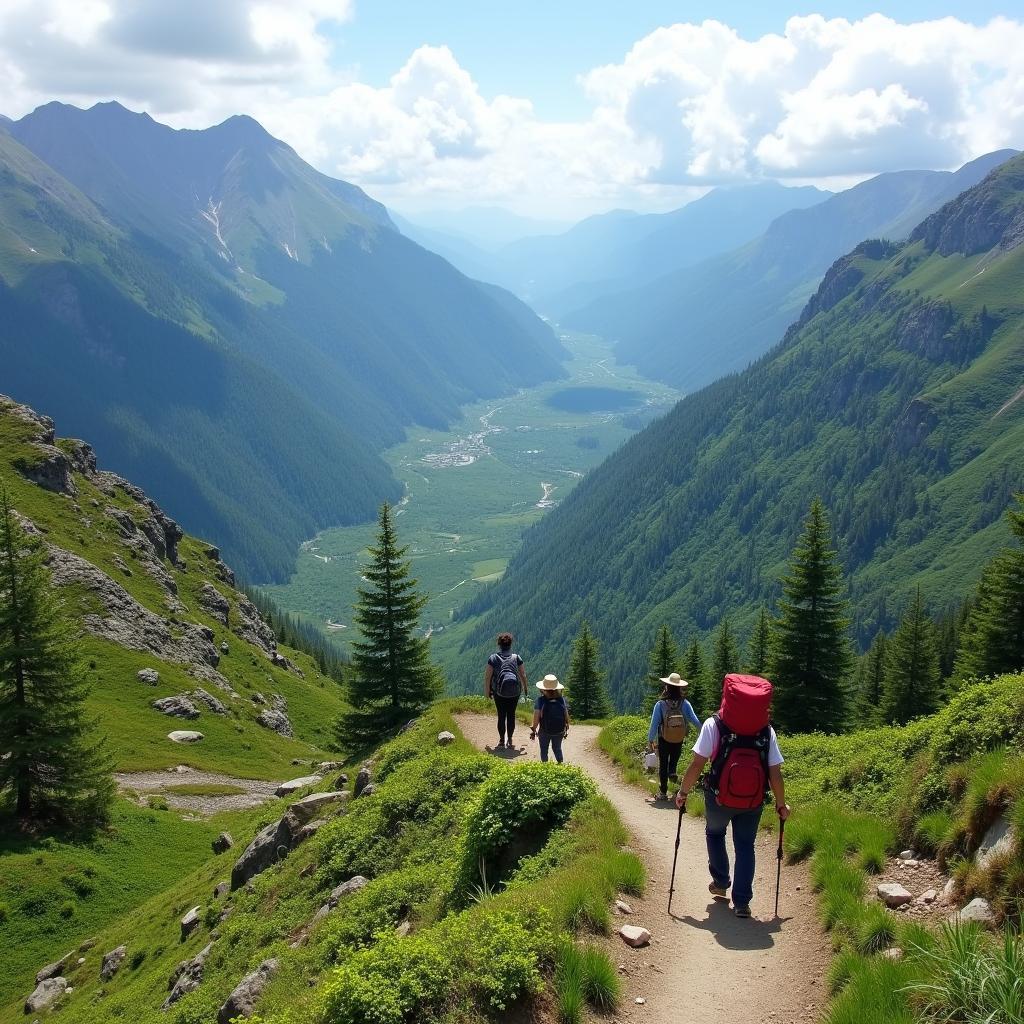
[0,102,566,580]
[459,152,1024,705]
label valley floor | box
[454,713,828,1024]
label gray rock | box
[400,718,419,733]
[356,782,376,799]
[25,977,67,1013]
[79,937,98,952]
[354,765,372,797]
[163,942,214,1008]
[212,832,234,854]
[36,953,71,983]
[898,849,915,860]
[217,958,279,1023]
[271,693,288,713]
[877,883,913,908]
[100,945,127,981]
[191,688,228,715]
[942,877,958,903]
[275,775,321,798]
[271,652,303,676]
[615,900,634,915]
[230,820,291,890]
[437,731,456,745]
[168,730,204,743]
[287,792,347,825]
[976,813,1015,870]
[180,906,202,941]
[334,773,349,788]
[395,920,412,938]
[916,889,938,905]
[316,761,343,772]
[214,881,230,899]
[137,668,160,685]
[257,708,293,737]
[233,596,277,658]
[220,641,230,654]
[199,583,231,625]
[251,692,267,706]
[328,876,369,908]
[618,925,651,947]
[881,947,904,960]
[950,897,995,926]
[293,818,327,845]
[153,695,200,719]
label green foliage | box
[882,587,942,725]
[554,937,621,1022]
[745,607,773,676]
[566,621,611,720]
[854,631,887,727]
[644,624,678,714]
[771,498,854,734]
[681,635,711,718]
[710,617,739,706]
[0,487,113,825]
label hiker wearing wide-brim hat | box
[530,675,570,763]
[646,672,701,802]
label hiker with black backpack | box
[530,674,570,762]
[674,674,791,919]
[646,672,702,802]
[485,632,529,749]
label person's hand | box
[648,741,656,752]
[529,729,536,741]
[563,727,569,738]
[777,803,791,821]
[675,790,687,810]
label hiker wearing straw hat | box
[530,675,570,763]
[646,673,701,802]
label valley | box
[264,332,681,688]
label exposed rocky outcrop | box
[200,583,231,625]
[164,942,214,1008]
[137,668,160,685]
[233,595,277,657]
[4,397,90,497]
[25,976,67,1013]
[100,944,127,981]
[192,688,228,715]
[153,695,200,720]
[217,958,279,1023]
[895,300,955,359]
[180,906,202,940]
[35,953,71,983]
[275,775,321,798]
[257,708,293,737]
[354,763,373,798]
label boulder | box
[199,583,231,625]
[334,773,349,788]
[942,877,957,903]
[328,876,369,908]
[354,764,372,797]
[192,689,228,715]
[36,953,71,983]
[316,761,343,772]
[257,708,293,737]
[220,641,230,654]
[100,945,127,981]
[79,937,98,952]
[168,730,204,743]
[356,783,376,799]
[214,881,230,899]
[217,957,279,1023]
[877,883,913,908]
[275,775,321,798]
[137,668,160,685]
[163,942,214,1008]
[950,898,995,927]
[400,718,419,733]
[181,906,202,941]
[153,695,200,719]
[618,925,651,948]
[293,819,327,845]
[212,832,234,854]
[976,813,1015,871]
[437,731,456,746]
[25,977,67,1013]
[230,820,291,890]
[287,792,347,825]
[232,596,277,658]
[916,889,938,905]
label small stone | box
[100,945,127,981]
[354,763,373,797]
[902,859,920,868]
[898,849,915,860]
[877,883,913,908]
[220,641,230,654]
[615,900,634,915]
[355,782,376,799]
[941,878,957,903]
[287,791,347,824]
[881,947,904,960]
[395,920,412,937]
[335,773,349,788]
[180,906,202,941]
[916,889,938,905]
[77,958,85,966]
[635,996,646,1005]
[137,668,160,685]
[212,832,234,854]
[795,885,802,891]
[437,730,456,745]
[619,925,651,948]
[950,897,995,927]
[168,730,204,743]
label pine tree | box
[334,503,442,748]
[954,495,1024,679]
[854,630,887,726]
[882,588,941,725]
[0,489,113,825]
[710,618,739,708]
[567,621,611,719]
[770,498,853,734]
[681,636,709,716]
[745,607,773,675]
[644,624,679,714]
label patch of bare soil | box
[114,766,281,816]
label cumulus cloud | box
[0,5,1022,212]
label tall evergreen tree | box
[770,498,853,734]
[882,588,941,725]
[0,490,113,825]
[854,630,887,726]
[710,618,739,707]
[745,607,773,675]
[644,624,679,714]
[567,621,611,719]
[681,636,710,716]
[954,495,1024,679]
[334,503,442,748]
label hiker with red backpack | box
[646,672,701,802]
[485,632,529,749]
[674,674,791,919]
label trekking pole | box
[774,815,786,918]
[667,797,686,914]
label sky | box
[1,2,1023,218]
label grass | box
[554,936,621,1023]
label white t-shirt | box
[692,717,783,767]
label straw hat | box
[659,672,689,690]
[535,674,564,692]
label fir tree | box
[681,636,710,716]
[567,621,611,719]
[644,624,679,714]
[334,503,442,748]
[0,489,113,825]
[710,618,739,707]
[882,588,941,725]
[770,498,853,734]
[954,495,1024,679]
[854,630,887,726]
[745,607,773,675]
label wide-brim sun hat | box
[659,672,689,690]
[536,674,565,692]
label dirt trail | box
[455,713,828,1024]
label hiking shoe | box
[733,904,752,918]
[658,791,668,801]
[708,883,729,901]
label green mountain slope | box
[567,150,1017,393]
[460,154,1024,704]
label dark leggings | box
[494,694,519,741]
[658,736,683,794]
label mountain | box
[1,102,566,579]
[567,151,1018,392]
[458,153,1024,705]
[396,204,571,249]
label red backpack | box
[707,674,773,810]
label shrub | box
[0,901,9,923]
[58,900,75,919]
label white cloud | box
[0,6,1022,214]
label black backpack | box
[492,652,520,698]
[540,696,567,736]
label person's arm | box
[484,662,493,699]
[675,754,708,807]
[530,699,541,738]
[518,660,528,698]
[563,698,571,733]
[769,765,790,820]
[647,701,662,748]
[683,700,701,730]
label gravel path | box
[455,713,829,1024]
[114,767,282,816]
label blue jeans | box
[704,793,764,907]
[539,732,564,763]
